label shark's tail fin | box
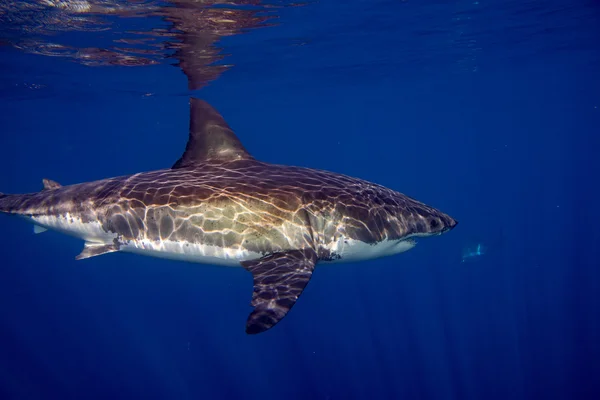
[0,192,18,214]
[0,193,7,214]
[0,192,8,212]
[2,180,61,214]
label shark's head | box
[381,191,458,247]
[324,185,457,263]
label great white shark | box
[0,98,457,334]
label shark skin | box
[0,98,458,334]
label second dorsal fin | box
[42,178,62,190]
[172,98,253,168]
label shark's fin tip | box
[33,225,48,234]
[76,242,119,260]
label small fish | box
[462,243,485,262]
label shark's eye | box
[429,219,439,229]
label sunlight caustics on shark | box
[0,98,457,334]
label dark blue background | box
[1,1,599,399]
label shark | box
[0,98,457,334]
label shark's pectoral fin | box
[240,248,317,334]
[76,242,119,260]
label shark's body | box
[0,99,457,334]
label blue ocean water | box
[0,0,599,399]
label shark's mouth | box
[322,236,418,264]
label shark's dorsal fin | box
[172,98,253,168]
[42,178,62,190]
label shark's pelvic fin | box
[172,98,254,168]
[76,242,119,260]
[42,178,62,190]
[33,225,48,234]
[241,248,317,334]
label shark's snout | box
[441,214,458,233]
[416,209,458,236]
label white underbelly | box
[120,239,262,267]
[28,214,261,266]
[29,213,117,243]
[28,214,418,267]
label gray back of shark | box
[0,98,457,334]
